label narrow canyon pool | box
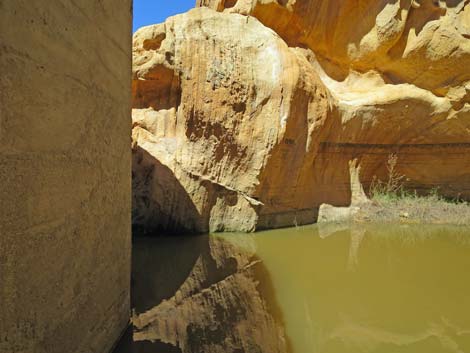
[115,224,470,353]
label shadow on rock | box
[132,146,205,233]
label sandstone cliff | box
[1,2,132,353]
[132,8,332,232]
[132,1,470,232]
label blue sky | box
[133,0,196,32]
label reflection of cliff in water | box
[114,234,291,353]
[250,223,470,353]
[114,224,470,353]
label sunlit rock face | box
[133,2,470,233]
[196,0,470,203]
[132,8,331,232]
[197,0,470,94]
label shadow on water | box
[130,235,208,314]
[114,232,292,353]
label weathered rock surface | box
[318,159,370,223]
[198,0,470,94]
[197,0,470,205]
[132,8,331,232]
[1,2,132,353]
[133,2,470,232]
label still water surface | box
[115,224,470,353]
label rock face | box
[132,8,331,232]
[197,0,470,202]
[198,0,469,94]
[1,1,132,353]
[133,1,470,232]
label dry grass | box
[358,154,470,225]
[358,191,470,225]
[369,154,405,197]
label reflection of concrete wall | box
[0,2,132,352]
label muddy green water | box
[116,224,470,353]
[222,224,470,353]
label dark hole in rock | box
[232,102,246,113]
[143,32,166,50]
[224,0,238,9]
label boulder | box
[132,8,331,232]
